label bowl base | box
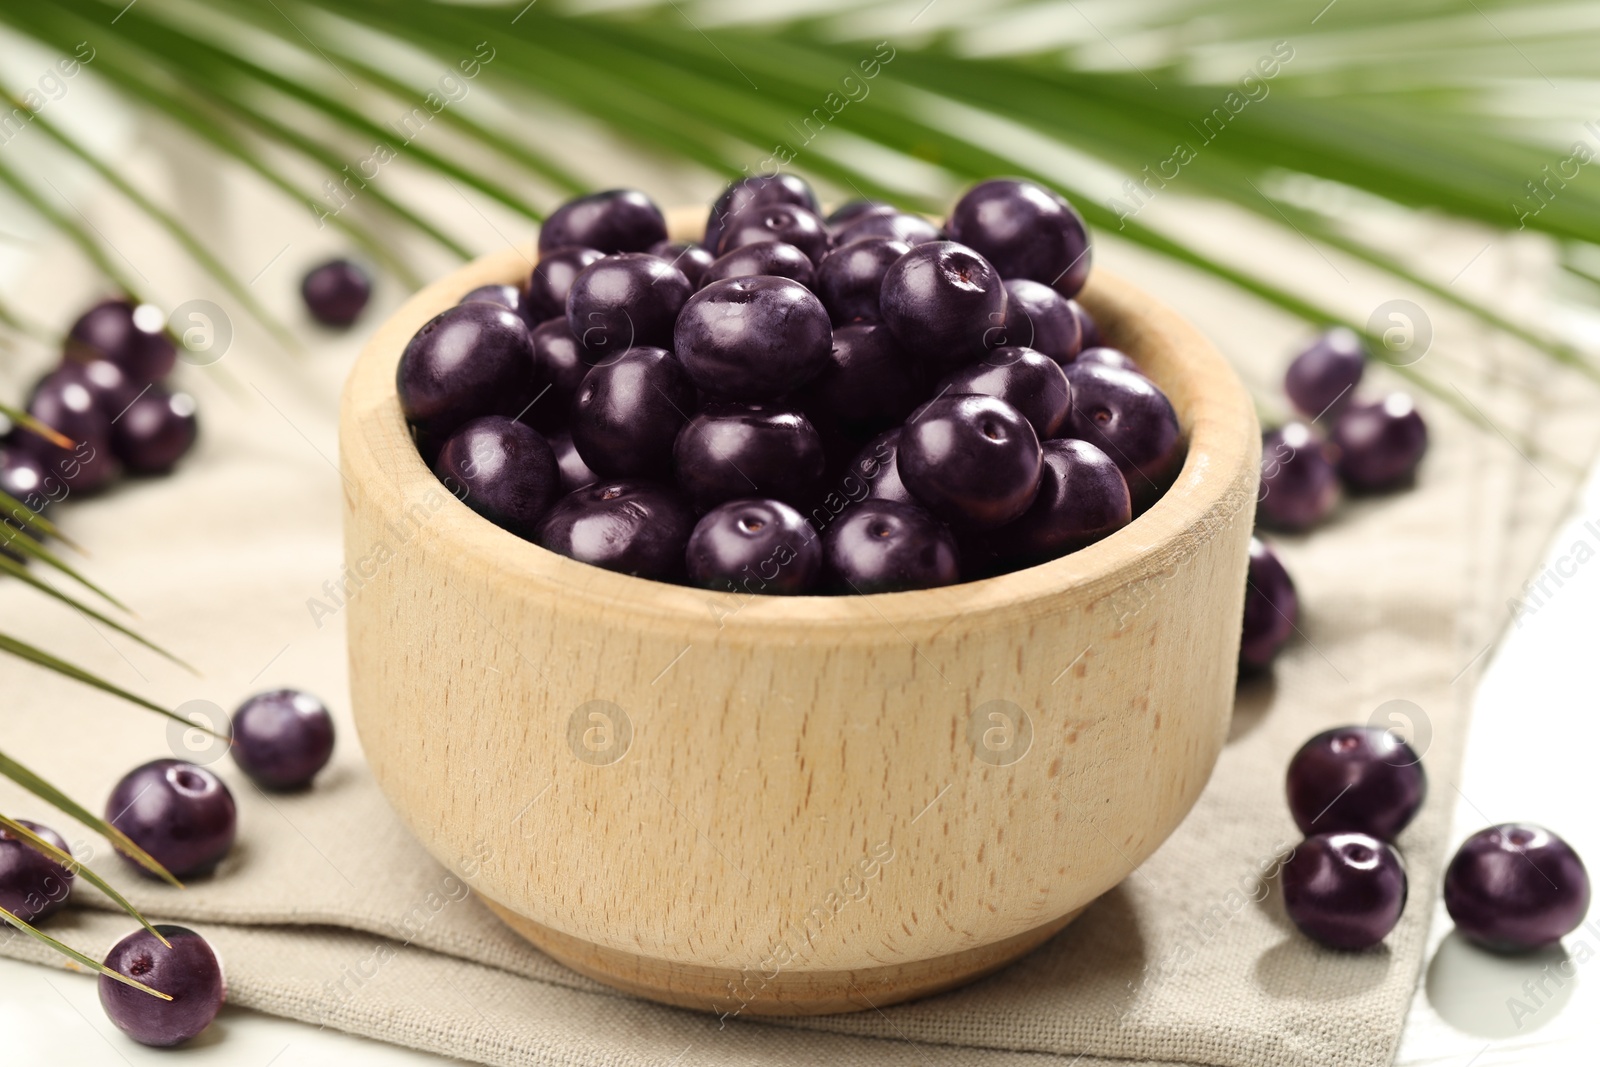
[481,898,1087,1016]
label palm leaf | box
[0,556,197,674]
[0,814,171,948]
[0,633,212,736]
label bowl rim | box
[340,241,1259,636]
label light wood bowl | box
[339,217,1260,1016]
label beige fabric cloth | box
[2,182,1597,1067]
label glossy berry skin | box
[1286,727,1426,841]
[976,439,1130,573]
[525,318,588,428]
[899,394,1042,530]
[1069,300,1102,349]
[536,481,695,581]
[700,241,816,290]
[55,358,139,418]
[538,189,667,255]
[106,760,236,880]
[935,346,1072,439]
[112,388,198,474]
[570,347,695,479]
[824,500,959,594]
[1333,393,1428,492]
[1282,832,1408,950]
[815,237,911,326]
[704,174,820,254]
[1063,362,1182,510]
[716,201,832,265]
[880,241,1008,370]
[0,445,54,514]
[648,239,716,288]
[230,689,337,791]
[674,404,826,508]
[458,283,523,313]
[1258,422,1339,532]
[300,258,372,327]
[1445,825,1590,952]
[396,303,535,444]
[548,430,599,494]
[686,498,822,595]
[99,925,225,1047]
[1073,346,1141,375]
[833,212,942,248]
[946,178,1092,297]
[66,299,176,383]
[851,429,915,505]
[826,199,894,230]
[1240,537,1297,671]
[435,416,560,539]
[800,324,923,438]
[1000,279,1083,365]
[675,277,833,401]
[565,253,692,363]
[524,247,605,324]
[0,819,74,922]
[1286,328,1365,418]
[24,368,120,493]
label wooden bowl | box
[339,225,1260,1016]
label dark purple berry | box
[880,241,1008,370]
[1286,726,1426,841]
[230,689,337,791]
[524,247,605,324]
[1282,832,1408,950]
[458,283,523,313]
[648,239,716,288]
[0,819,74,923]
[1240,537,1297,671]
[23,368,120,493]
[301,259,372,327]
[549,430,598,494]
[1063,362,1182,510]
[1332,393,1427,492]
[899,394,1042,530]
[539,189,667,255]
[1068,299,1101,349]
[824,500,959,594]
[106,760,236,880]
[815,237,911,326]
[833,212,941,248]
[675,276,833,401]
[686,498,822,595]
[1445,825,1590,952]
[976,439,1130,573]
[946,178,1092,297]
[1286,328,1365,418]
[54,358,139,417]
[851,429,915,505]
[935,345,1071,439]
[1073,346,1140,374]
[700,241,816,290]
[99,925,224,1047]
[716,201,832,265]
[1258,422,1339,532]
[536,481,695,580]
[674,404,825,509]
[66,299,176,383]
[570,347,695,478]
[565,253,692,363]
[704,174,820,254]
[525,318,587,429]
[826,199,894,230]
[799,323,923,437]
[435,416,560,539]
[1,445,55,515]
[111,388,198,474]
[1000,279,1083,365]
[396,303,535,444]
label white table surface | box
[5,469,1597,1066]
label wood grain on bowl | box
[338,215,1260,1015]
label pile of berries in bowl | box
[395,176,1185,594]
